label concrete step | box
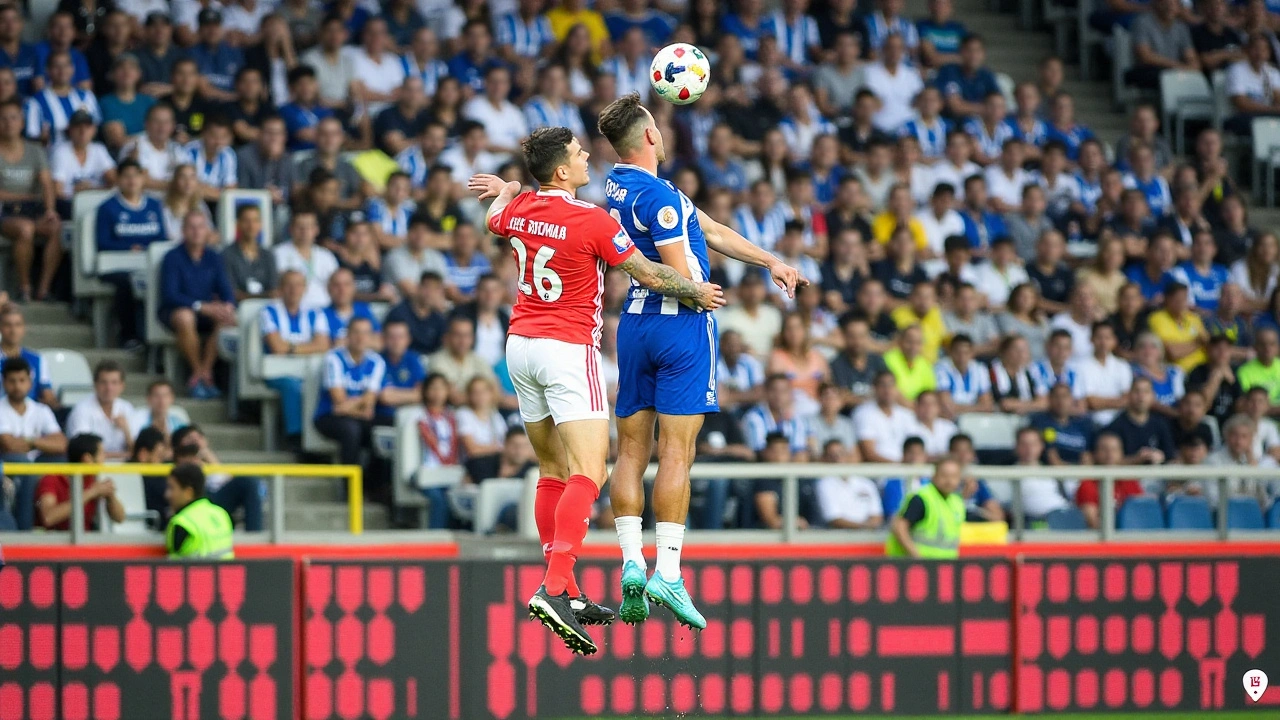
[25,323,94,349]
[18,301,80,326]
[76,347,148,373]
[203,423,264,451]
[284,476,343,504]
[285,503,389,531]
[218,450,300,464]
[118,397,228,424]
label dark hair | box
[838,311,869,330]
[522,126,576,184]
[597,91,649,154]
[117,158,143,175]
[948,333,973,348]
[943,235,970,254]
[420,270,443,285]
[764,372,791,387]
[132,427,167,459]
[949,433,973,451]
[93,359,125,383]
[171,424,203,450]
[68,434,103,464]
[173,443,202,462]
[763,431,791,447]
[902,436,925,452]
[783,219,806,235]
[1,356,30,379]
[169,462,206,496]
[202,113,231,132]
[287,65,316,85]
[234,66,262,85]
[236,203,261,220]
[1049,329,1073,342]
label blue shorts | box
[616,312,719,418]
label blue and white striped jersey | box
[396,145,433,188]
[523,95,586,137]
[399,54,449,96]
[599,56,651,102]
[183,140,238,189]
[963,118,1015,161]
[762,11,821,65]
[315,348,386,418]
[1030,359,1085,399]
[900,115,950,160]
[605,163,710,316]
[260,301,330,350]
[731,203,787,253]
[494,13,555,58]
[742,403,809,453]
[365,196,416,240]
[24,88,100,144]
[934,357,992,405]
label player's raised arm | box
[468,173,523,227]
[695,207,810,299]
[617,252,726,312]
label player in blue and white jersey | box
[596,93,806,629]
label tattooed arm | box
[617,252,726,311]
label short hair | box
[902,436,925,453]
[236,203,261,220]
[597,92,649,154]
[420,270,444,285]
[1,356,31,378]
[117,158,143,175]
[948,333,973,348]
[948,433,973,451]
[147,379,173,394]
[1016,426,1043,443]
[68,434,103,464]
[287,65,316,85]
[838,311,869,331]
[171,424,203,450]
[1048,329,1073,343]
[173,443,202,462]
[521,126,576,184]
[169,462,207,496]
[133,426,167,458]
[763,431,791,447]
[1094,430,1122,449]
[943,235,970,254]
[93,360,125,383]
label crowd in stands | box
[1,0,1280,532]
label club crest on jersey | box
[657,206,679,230]
[612,229,633,253]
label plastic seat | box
[1117,495,1165,530]
[40,348,93,403]
[1226,497,1266,530]
[1267,499,1280,529]
[1045,507,1088,530]
[1165,495,1213,530]
[956,413,1023,451]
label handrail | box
[3,463,364,540]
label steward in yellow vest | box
[165,462,235,559]
[885,457,965,559]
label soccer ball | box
[649,43,711,105]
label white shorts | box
[505,334,609,424]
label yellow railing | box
[8,463,365,536]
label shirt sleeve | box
[637,184,687,246]
[591,210,637,267]
[900,494,927,526]
[487,193,516,236]
[322,352,343,389]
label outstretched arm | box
[695,208,808,298]
[469,174,523,227]
[617,252,726,311]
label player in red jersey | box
[468,127,724,655]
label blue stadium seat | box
[1165,496,1214,530]
[1117,495,1165,530]
[1045,507,1088,530]
[1268,500,1280,529]
[1226,497,1266,530]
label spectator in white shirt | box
[854,370,919,462]
[121,103,185,191]
[1076,321,1134,426]
[1225,33,1280,134]
[862,32,924,133]
[717,329,766,411]
[807,382,858,455]
[439,120,503,186]
[814,440,884,529]
[984,139,1032,214]
[462,65,529,155]
[1241,387,1280,462]
[0,356,68,529]
[273,210,340,309]
[50,112,117,205]
[65,360,136,459]
[915,182,965,256]
[349,18,408,116]
[971,236,1030,309]
[1206,412,1280,507]
[911,389,958,458]
[1050,283,1100,362]
[129,379,189,442]
[1013,426,1072,519]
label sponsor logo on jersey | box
[612,229,633,253]
[657,206,679,230]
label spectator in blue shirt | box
[382,0,428,49]
[386,271,449,355]
[377,319,426,419]
[0,305,57,407]
[442,224,492,303]
[262,270,332,438]
[935,34,1000,120]
[917,0,968,69]
[314,316,386,466]
[496,0,558,62]
[1171,230,1230,311]
[99,54,156,151]
[606,0,677,45]
[696,124,749,194]
[0,4,40,96]
[159,211,237,399]
[1029,383,1096,465]
[447,21,505,94]
[720,0,769,59]
[948,433,1005,522]
[188,8,243,102]
[33,12,91,91]
[278,66,333,152]
[1043,92,1095,162]
[960,174,1007,255]
[322,268,381,344]
[1125,232,1180,304]
[95,159,167,348]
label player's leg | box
[610,313,658,623]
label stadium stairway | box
[22,301,389,531]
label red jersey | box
[489,189,636,346]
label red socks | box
[543,475,599,597]
[534,476,581,597]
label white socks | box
[654,522,685,582]
[615,515,645,568]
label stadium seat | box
[957,413,1023,451]
[40,348,92,403]
[300,356,338,456]
[1226,497,1266,530]
[1045,507,1088,530]
[68,189,120,348]
[1251,117,1280,206]
[216,190,274,246]
[454,478,524,534]
[996,72,1016,109]
[143,240,181,382]
[1159,70,1213,155]
[1165,495,1213,530]
[1210,69,1231,133]
[392,403,465,525]
[1117,494,1165,530]
[1075,0,1108,80]
[99,472,159,534]
[1267,500,1280,528]
[230,299,279,450]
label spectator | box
[455,376,507,475]
[815,440,884,529]
[25,51,100,145]
[1193,0,1246,74]
[714,329,764,412]
[1076,237,1128,317]
[1114,104,1174,175]
[137,13,183,97]
[1011,426,1072,520]
[121,104,184,191]
[376,320,426,419]
[892,281,946,363]
[0,99,61,303]
[718,272,784,360]
[1127,232,1179,304]
[1188,334,1244,425]
[163,462,235,559]
[1043,93,1095,163]
[1205,284,1254,361]
[855,370,921,462]
[1206,413,1280,507]
[995,283,1052,360]
[85,9,129,96]
[741,374,811,458]
[300,16,355,111]
[348,19,405,116]
[323,267,382,344]
[983,140,1031,215]
[411,372,459,527]
[236,115,293,207]
[1214,195,1255,267]
[917,0,967,69]
[751,432,819,529]
[1126,0,1199,90]
[949,432,1005,522]
[451,275,510,367]
[779,86,836,163]
[1147,281,1208,372]
[885,456,965,559]
[1105,376,1176,464]
[1239,328,1280,404]
[1074,432,1146,528]
[936,333,994,418]
[734,181,786,253]
[1241,387,1280,460]
[182,114,238,200]
[1131,332,1186,417]
[1005,186,1055,265]
[1032,329,1085,402]
[278,66,333,153]
[1225,33,1280,134]
[161,166,215,245]
[990,334,1048,414]
[1171,231,1230,312]
[274,210,339,309]
[294,118,367,209]
[331,225,387,305]
[160,211,238,398]
[1174,433,1211,473]
[33,11,91,91]
[35,433,125,531]
[462,66,528,156]
[863,32,924,134]
[221,202,278,303]
[159,59,212,145]
[916,184,965,258]
[524,64,587,137]
[697,124,749,195]
[1229,232,1279,311]
[936,34,998,120]
[439,120,503,186]
[1050,284,1100,362]
[1109,283,1153,360]
[959,175,1007,256]
[1034,142,1079,230]
[383,219,447,300]
[885,324,937,401]
[934,236,980,302]
[372,77,430,161]
[0,305,57,408]
[366,172,417,252]
[865,0,920,58]
[1121,144,1173,220]
[1030,382,1095,466]
[1006,83,1049,156]
[806,382,855,449]
[964,92,1013,166]
[428,317,498,406]
[871,183,928,251]
[1171,388,1218,450]
[1076,321,1133,426]
[871,225,927,303]
[314,316,385,465]
[171,425,264,532]
[386,271,449,355]
[95,159,165,349]
[189,8,244,101]
[972,236,1030,309]
[441,223,492,304]
[0,357,67,529]
[813,32,864,117]
[931,132,981,205]
[261,270,331,438]
[1028,230,1075,315]
[129,379,188,442]
[100,55,154,152]
[911,389,957,458]
[766,312,830,403]
[65,361,134,460]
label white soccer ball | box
[649,43,711,105]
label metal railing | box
[0,463,363,542]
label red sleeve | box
[487,193,518,236]
[810,207,828,235]
[1075,480,1100,506]
[591,209,637,268]
[35,475,66,503]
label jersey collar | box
[614,162,656,176]
[536,188,574,198]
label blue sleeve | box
[636,183,686,245]
[159,250,195,311]
[279,104,302,133]
[973,480,992,506]
[214,254,236,305]
[95,201,129,252]
[989,214,1007,237]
